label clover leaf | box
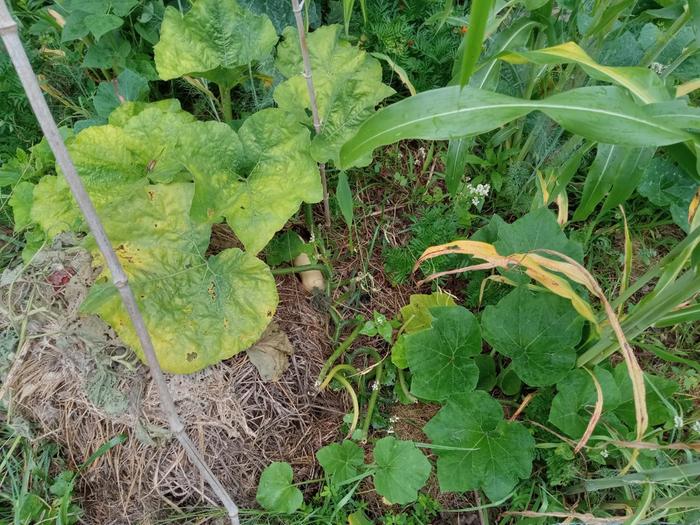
[424,390,535,500]
[274,25,395,164]
[256,462,303,514]
[316,440,365,486]
[154,0,277,89]
[405,306,482,401]
[481,287,584,386]
[372,437,431,505]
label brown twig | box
[0,3,240,523]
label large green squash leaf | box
[392,293,456,369]
[219,109,322,253]
[481,287,584,386]
[339,85,698,168]
[372,437,431,505]
[31,102,285,374]
[78,182,278,374]
[154,0,277,87]
[274,25,395,164]
[404,306,482,401]
[424,391,535,500]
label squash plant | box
[12,1,394,374]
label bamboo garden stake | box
[290,0,332,227]
[0,2,240,523]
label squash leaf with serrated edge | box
[481,287,584,386]
[154,0,277,88]
[548,366,623,439]
[405,306,481,401]
[549,363,679,439]
[256,462,303,514]
[274,25,395,165]
[424,390,535,500]
[316,440,365,486]
[372,437,431,505]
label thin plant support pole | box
[290,0,331,228]
[0,4,240,523]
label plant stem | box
[290,0,331,228]
[220,85,232,122]
[0,4,241,523]
[270,263,331,279]
[317,322,364,386]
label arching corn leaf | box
[482,287,584,387]
[274,24,395,164]
[405,306,482,401]
[154,0,277,87]
[256,462,303,514]
[339,86,696,168]
[500,41,671,103]
[372,437,431,505]
[424,391,535,500]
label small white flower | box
[389,415,400,423]
[601,449,609,459]
[472,197,480,206]
[397,151,403,159]
[386,427,395,434]
[692,421,700,433]
[371,381,379,391]
[674,415,684,429]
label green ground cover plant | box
[1,0,700,523]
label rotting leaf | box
[424,390,535,501]
[246,322,294,382]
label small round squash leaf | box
[154,0,278,86]
[316,440,365,485]
[372,437,431,505]
[424,390,535,501]
[405,306,482,401]
[256,462,303,514]
[481,287,584,387]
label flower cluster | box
[465,182,491,207]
